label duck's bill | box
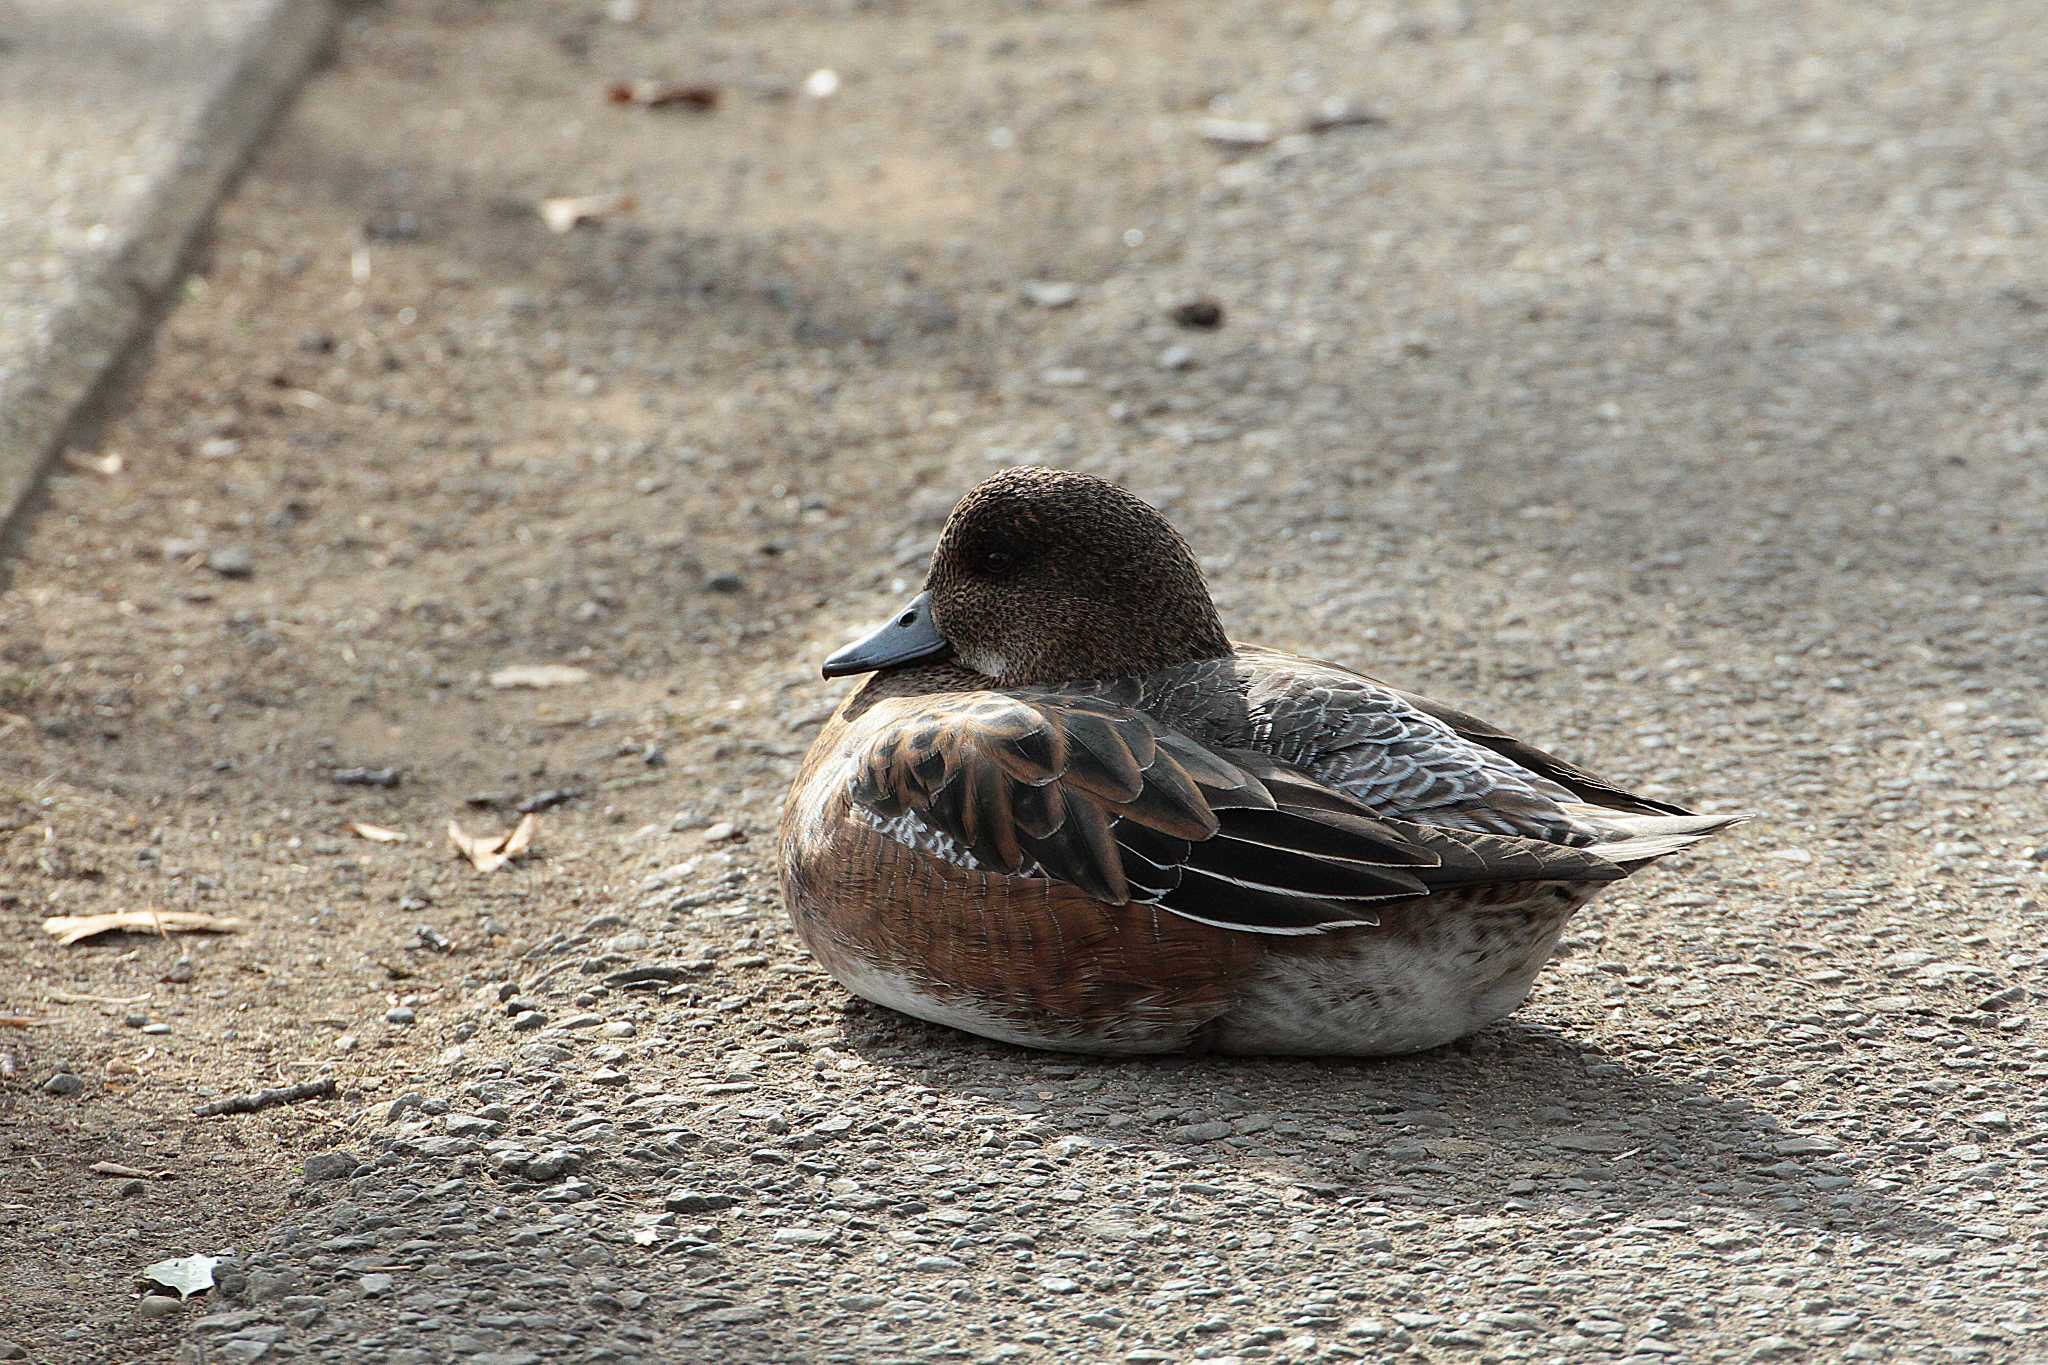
[821,590,952,678]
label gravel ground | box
[2,1,2045,1361]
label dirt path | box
[3,1,2045,1360]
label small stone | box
[701,821,741,843]
[510,1011,547,1032]
[664,1189,737,1214]
[386,1007,416,1025]
[1157,344,1195,371]
[359,1273,394,1297]
[162,536,207,561]
[1040,367,1090,388]
[602,1021,636,1038]
[303,1150,358,1182]
[206,546,254,578]
[332,767,400,788]
[1167,1120,1233,1143]
[523,1149,584,1181]
[1021,281,1080,309]
[141,1023,172,1036]
[1981,985,2027,1012]
[42,1071,84,1097]
[1039,1275,1082,1294]
[137,1295,183,1320]
[1171,298,1224,329]
[703,572,745,594]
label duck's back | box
[1130,647,1609,846]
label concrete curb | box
[0,0,334,539]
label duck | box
[779,467,1744,1055]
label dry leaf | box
[489,663,592,689]
[348,821,407,844]
[66,451,124,476]
[539,192,635,233]
[448,813,540,873]
[141,1253,220,1300]
[42,910,242,947]
[607,80,720,111]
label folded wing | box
[849,690,1626,936]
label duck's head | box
[822,466,1231,687]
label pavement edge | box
[0,0,336,541]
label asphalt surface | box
[0,1,2043,1362]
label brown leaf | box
[607,80,720,111]
[448,813,540,873]
[538,193,635,234]
[41,910,243,946]
[348,821,407,844]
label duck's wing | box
[1372,684,1694,818]
[847,689,1624,937]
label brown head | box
[822,467,1231,686]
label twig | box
[193,1077,336,1118]
[0,1015,35,1029]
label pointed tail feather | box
[1574,809,1752,869]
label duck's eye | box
[981,549,1013,574]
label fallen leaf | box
[489,663,592,689]
[607,79,720,110]
[500,811,539,858]
[41,910,242,947]
[65,451,124,476]
[141,1254,220,1300]
[91,1160,168,1179]
[348,821,407,844]
[539,192,635,234]
[448,813,540,873]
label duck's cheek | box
[951,642,1011,680]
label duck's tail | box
[1571,807,1753,869]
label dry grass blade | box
[41,910,243,946]
[348,821,407,844]
[448,813,540,873]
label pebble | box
[386,1006,417,1025]
[1157,344,1195,371]
[303,1150,359,1182]
[664,1190,737,1213]
[1171,297,1224,329]
[42,1071,83,1097]
[703,572,745,594]
[360,1273,394,1297]
[206,545,255,578]
[137,1295,183,1320]
[332,767,401,788]
[601,1020,636,1038]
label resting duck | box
[780,467,1743,1055]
